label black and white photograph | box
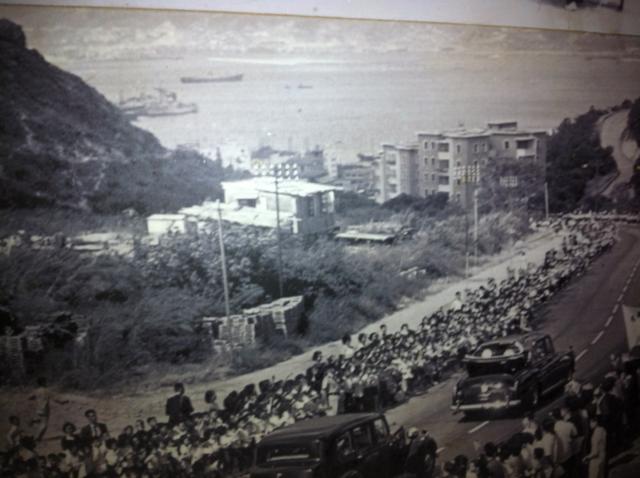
[1,1,640,477]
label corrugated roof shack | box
[200,296,304,348]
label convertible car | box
[451,333,574,417]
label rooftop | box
[416,122,546,140]
[259,413,382,444]
[147,213,187,221]
[381,143,418,150]
[180,201,294,224]
[221,177,340,197]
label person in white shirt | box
[553,407,578,470]
[341,334,354,359]
[321,368,340,416]
[539,417,560,472]
[564,371,582,397]
[450,291,464,311]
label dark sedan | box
[451,333,574,417]
[249,413,407,478]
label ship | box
[180,73,243,84]
[117,89,198,119]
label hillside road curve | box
[386,224,640,463]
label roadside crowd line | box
[466,244,640,436]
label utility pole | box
[216,200,231,320]
[544,181,550,220]
[473,188,479,270]
[273,167,284,299]
[464,167,470,279]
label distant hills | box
[0,19,225,214]
[2,6,639,62]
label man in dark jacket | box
[404,428,438,478]
[165,383,194,426]
[79,409,109,447]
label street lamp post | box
[273,166,284,299]
[216,200,231,321]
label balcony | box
[516,149,536,159]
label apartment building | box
[374,143,420,203]
[250,147,327,180]
[374,121,547,205]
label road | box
[601,109,639,197]
[386,224,640,463]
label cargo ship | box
[180,73,243,84]
[117,89,198,119]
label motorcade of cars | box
[451,333,574,417]
[249,413,407,478]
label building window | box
[386,153,397,165]
[456,161,461,167]
[438,143,449,153]
[438,175,449,185]
[431,158,436,167]
[483,142,488,152]
[456,179,461,185]
[307,197,316,216]
[320,193,332,213]
[431,174,436,181]
[438,160,449,170]
[424,141,429,150]
[473,144,479,153]
[456,144,461,154]
[431,142,436,149]
[504,140,510,150]
[424,157,429,167]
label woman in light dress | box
[583,415,607,478]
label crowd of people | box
[0,216,621,477]
[435,352,640,478]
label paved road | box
[601,109,639,197]
[386,224,640,463]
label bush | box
[546,106,616,212]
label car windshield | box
[465,353,526,376]
[471,342,524,359]
[256,441,321,465]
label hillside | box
[0,19,224,214]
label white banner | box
[622,305,640,351]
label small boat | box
[297,84,313,89]
[180,74,244,84]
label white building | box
[180,178,340,236]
